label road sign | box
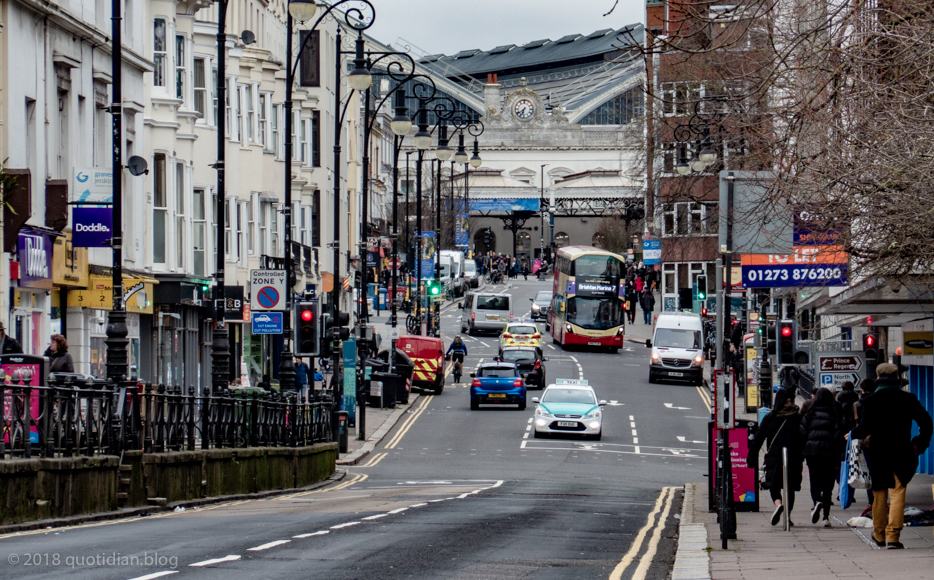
[388,257,402,270]
[817,351,866,390]
[643,239,661,265]
[252,312,283,334]
[250,269,287,311]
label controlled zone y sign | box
[250,269,287,311]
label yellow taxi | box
[499,322,543,352]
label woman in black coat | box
[748,389,805,526]
[800,388,842,526]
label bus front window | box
[566,298,624,330]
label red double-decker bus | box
[548,246,626,352]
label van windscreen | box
[476,296,509,310]
[655,328,702,349]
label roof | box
[553,170,640,189]
[557,245,627,261]
[420,25,643,79]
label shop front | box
[65,271,156,378]
[12,228,61,356]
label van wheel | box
[468,324,476,336]
[434,376,445,395]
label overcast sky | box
[365,0,645,56]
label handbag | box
[847,437,872,490]
[759,418,788,489]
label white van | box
[440,250,467,297]
[460,292,514,334]
[645,312,705,385]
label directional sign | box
[250,269,287,311]
[817,351,866,391]
[252,312,283,334]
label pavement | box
[673,396,934,580]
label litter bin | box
[370,371,404,409]
[337,410,349,453]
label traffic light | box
[777,319,795,365]
[426,279,442,297]
[863,330,880,379]
[696,275,707,301]
[766,323,776,355]
[484,228,493,248]
[294,301,319,356]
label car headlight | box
[531,304,540,311]
[535,407,551,417]
[692,355,704,367]
[651,352,660,366]
[588,421,601,430]
[535,418,548,427]
[584,410,601,419]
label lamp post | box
[673,99,733,545]
[105,0,127,386]
[540,164,548,261]
[281,0,374,397]
[389,89,413,368]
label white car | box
[532,381,606,440]
[254,314,273,322]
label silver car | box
[530,290,552,320]
[460,292,514,335]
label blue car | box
[469,362,526,410]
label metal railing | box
[1,372,334,460]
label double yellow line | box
[384,395,433,449]
[695,383,712,413]
[609,486,677,580]
[278,472,369,499]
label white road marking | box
[127,572,178,580]
[520,440,528,449]
[388,507,408,514]
[189,555,241,567]
[479,341,490,347]
[361,514,388,521]
[633,437,639,444]
[248,540,291,551]
[547,344,556,350]
[676,436,706,444]
[330,521,360,529]
[664,403,690,410]
[527,417,533,423]
[523,432,529,439]
[631,429,638,436]
[293,530,331,537]
[607,400,624,406]
[409,503,428,508]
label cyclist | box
[446,336,468,382]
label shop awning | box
[66,274,158,314]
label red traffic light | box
[865,335,875,347]
[301,309,314,322]
[701,308,708,316]
[781,326,792,337]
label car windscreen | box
[534,291,552,303]
[478,366,517,378]
[476,296,509,310]
[542,388,596,405]
[500,350,536,362]
[507,325,537,335]
[464,262,476,273]
[655,328,702,349]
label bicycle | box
[447,352,465,383]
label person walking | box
[640,289,655,325]
[294,357,311,400]
[44,334,75,373]
[0,322,23,354]
[634,276,644,293]
[800,388,843,527]
[625,285,638,324]
[851,363,933,549]
[748,389,805,526]
[853,378,877,513]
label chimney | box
[483,73,503,118]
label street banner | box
[419,231,436,280]
[72,207,113,247]
[342,338,356,428]
[455,213,469,247]
[643,239,661,265]
[709,420,760,511]
[72,167,113,203]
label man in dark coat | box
[0,322,23,354]
[800,388,842,526]
[851,363,933,548]
[640,291,655,325]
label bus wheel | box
[610,347,619,354]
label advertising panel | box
[419,231,436,280]
[72,207,113,248]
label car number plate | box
[486,315,499,321]
[588,341,601,346]
[487,393,506,398]
[557,421,577,427]
[669,372,683,377]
